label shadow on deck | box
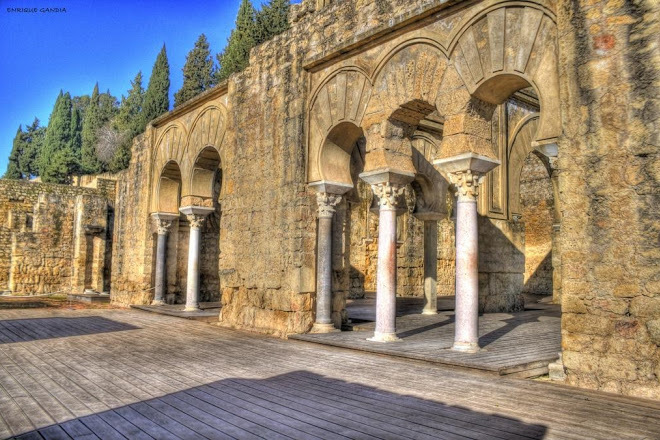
[290,294,561,378]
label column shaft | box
[453,196,479,352]
[185,225,201,311]
[153,232,168,305]
[423,220,438,315]
[311,191,342,333]
[371,205,399,341]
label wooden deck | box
[0,308,659,439]
[292,294,561,377]
[130,302,221,323]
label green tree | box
[109,71,145,172]
[40,91,79,183]
[81,83,103,174]
[255,0,290,44]
[99,89,119,122]
[215,0,257,82]
[142,44,170,127]
[19,118,45,177]
[115,71,144,133]
[174,34,216,107]
[70,106,83,174]
[4,126,25,179]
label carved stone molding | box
[371,182,406,210]
[316,192,342,218]
[178,206,214,230]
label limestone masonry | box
[0,0,658,399]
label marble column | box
[434,153,499,353]
[151,213,178,305]
[422,219,438,315]
[366,180,407,342]
[311,192,342,332]
[309,181,352,333]
[179,206,214,312]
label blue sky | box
[0,0,282,175]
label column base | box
[422,308,438,315]
[368,332,401,342]
[451,341,480,353]
[310,323,339,334]
[151,299,165,306]
[183,305,200,312]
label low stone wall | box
[0,179,115,295]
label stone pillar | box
[423,219,438,315]
[435,153,499,353]
[308,181,352,333]
[151,213,178,305]
[360,170,414,342]
[179,206,214,312]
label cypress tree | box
[255,0,290,44]
[20,118,45,178]
[81,83,103,174]
[142,45,170,127]
[99,89,119,122]
[5,126,24,179]
[115,71,144,133]
[40,91,78,183]
[110,71,145,172]
[174,34,216,107]
[215,0,257,82]
[71,106,83,174]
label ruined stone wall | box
[557,0,660,399]
[110,135,155,305]
[0,179,114,295]
[520,153,554,295]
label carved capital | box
[316,192,342,218]
[447,170,484,201]
[156,219,174,235]
[186,214,207,229]
[371,182,406,210]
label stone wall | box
[556,0,659,399]
[110,135,155,305]
[0,178,115,295]
[520,153,555,295]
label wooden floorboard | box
[0,308,659,440]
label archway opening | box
[519,152,555,297]
[158,161,182,214]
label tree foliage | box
[255,0,290,44]
[39,91,80,183]
[81,84,104,174]
[142,45,170,127]
[4,126,24,179]
[174,34,216,107]
[215,0,257,82]
[19,118,45,177]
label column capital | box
[447,169,484,201]
[316,192,342,218]
[370,181,406,211]
[151,212,179,235]
[434,153,500,202]
[179,206,214,230]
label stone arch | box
[365,40,448,127]
[184,105,227,198]
[446,2,560,145]
[151,123,187,213]
[188,147,222,201]
[308,68,372,184]
[508,113,541,218]
[156,161,182,214]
